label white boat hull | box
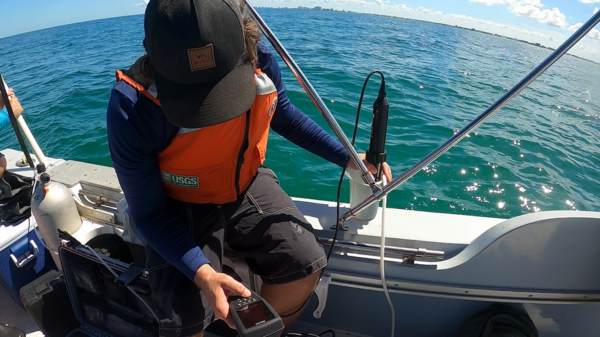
[1,149,598,336]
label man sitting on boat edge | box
[106,0,392,336]
[0,88,24,178]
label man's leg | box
[225,167,327,330]
[0,154,6,178]
[260,272,321,327]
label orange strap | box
[115,70,161,106]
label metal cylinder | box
[32,173,82,267]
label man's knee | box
[261,271,321,315]
[0,156,7,178]
[284,272,320,313]
[298,270,320,292]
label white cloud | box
[434,11,443,15]
[446,12,556,41]
[389,4,410,11]
[523,28,555,41]
[417,7,433,14]
[512,6,567,28]
[579,0,600,3]
[274,0,396,8]
[135,0,149,7]
[595,7,599,14]
[570,22,584,31]
[470,0,567,28]
[470,0,511,5]
[447,13,509,29]
[570,22,600,40]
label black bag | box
[455,304,539,337]
[0,172,34,223]
[59,245,159,337]
[19,270,80,337]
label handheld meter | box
[229,291,284,337]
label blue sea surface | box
[0,8,598,219]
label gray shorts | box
[145,167,327,337]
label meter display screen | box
[236,301,275,329]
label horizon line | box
[0,8,597,65]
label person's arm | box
[0,89,24,129]
[106,84,209,281]
[0,108,9,129]
[0,88,9,110]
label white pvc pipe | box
[379,176,395,337]
[16,116,49,168]
[3,80,50,168]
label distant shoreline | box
[257,6,599,66]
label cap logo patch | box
[188,44,216,72]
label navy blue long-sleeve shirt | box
[107,41,348,281]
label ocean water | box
[0,8,598,220]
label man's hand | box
[0,88,13,110]
[194,264,251,329]
[0,88,24,118]
[347,153,392,183]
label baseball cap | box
[144,0,255,128]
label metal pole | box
[341,10,600,222]
[244,1,379,190]
[2,80,50,168]
[319,237,444,260]
[0,74,35,170]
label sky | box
[0,0,599,61]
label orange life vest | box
[115,69,278,204]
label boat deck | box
[0,284,367,337]
[7,149,600,336]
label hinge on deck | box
[313,274,331,319]
[330,220,349,231]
